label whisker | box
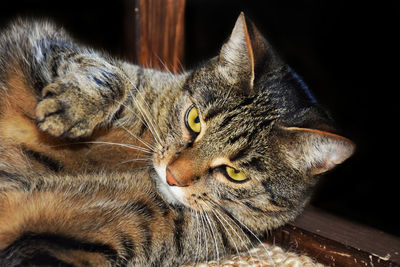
[204,211,220,265]
[214,206,265,266]
[211,209,242,260]
[126,82,164,146]
[75,141,153,154]
[225,208,275,266]
[121,95,163,148]
[120,125,158,152]
[210,203,263,265]
[199,212,209,263]
[116,157,152,166]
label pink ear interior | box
[283,127,355,175]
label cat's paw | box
[36,75,119,138]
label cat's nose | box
[166,157,197,187]
[166,168,179,186]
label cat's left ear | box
[219,12,281,94]
[278,127,356,175]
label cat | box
[0,13,355,266]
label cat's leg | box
[3,21,133,139]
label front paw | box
[36,75,118,138]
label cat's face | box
[152,14,354,231]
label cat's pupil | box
[194,116,200,123]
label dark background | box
[1,1,398,236]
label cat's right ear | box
[218,12,282,95]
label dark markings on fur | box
[37,108,64,122]
[182,85,193,96]
[228,129,252,144]
[22,148,63,172]
[30,65,48,95]
[219,111,240,130]
[0,232,119,265]
[135,68,144,94]
[118,231,135,266]
[215,216,230,249]
[59,119,85,138]
[244,201,264,213]
[219,207,258,244]
[122,200,154,219]
[220,194,234,203]
[261,181,289,208]
[101,70,119,86]
[173,211,185,256]
[92,76,115,93]
[229,147,248,162]
[243,157,266,173]
[112,105,125,122]
[50,53,63,79]
[204,106,223,121]
[21,251,74,267]
[141,224,153,260]
[229,118,273,145]
[137,120,148,137]
[153,242,169,267]
[0,170,30,190]
[49,51,77,80]
[153,193,171,217]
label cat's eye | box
[225,166,248,182]
[185,105,201,134]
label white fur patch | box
[153,164,186,206]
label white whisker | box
[120,124,157,152]
[227,209,275,266]
[121,94,163,148]
[199,212,209,263]
[192,210,202,265]
[116,157,152,166]
[211,209,242,260]
[126,82,164,147]
[214,208,265,266]
[76,141,153,154]
[204,211,220,265]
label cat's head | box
[152,13,355,231]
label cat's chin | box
[152,164,187,206]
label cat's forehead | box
[185,63,322,129]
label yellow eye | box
[185,105,201,133]
[225,166,248,182]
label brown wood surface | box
[124,0,185,73]
[267,206,400,266]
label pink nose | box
[166,168,179,186]
[165,156,196,187]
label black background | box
[1,1,398,236]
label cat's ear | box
[279,127,355,175]
[219,12,281,94]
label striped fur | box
[0,14,354,266]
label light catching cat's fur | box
[0,13,354,266]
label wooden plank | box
[123,0,185,73]
[267,206,400,266]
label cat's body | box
[0,14,354,266]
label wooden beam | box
[266,206,400,266]
[124,0,185,73]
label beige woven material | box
[182,243,324,267]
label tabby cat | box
[0,13,354,266]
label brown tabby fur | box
[0,13,354,266]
